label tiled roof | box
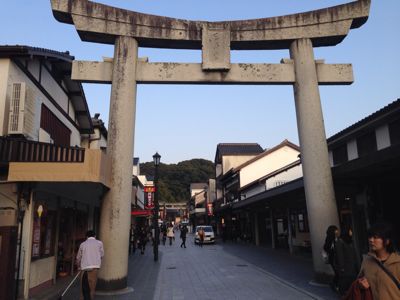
[215,143,263,163]
[0,45,74,61]
[327,98,400,144]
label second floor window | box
[332,143,348,165]
[357,131,377,158]
[389,118,400,145]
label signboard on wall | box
[207,203,213,216]
[145,192,154,209]
[32,218,41,258]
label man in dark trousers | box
[76,230,104,300]
[180,225,188,248]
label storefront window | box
[297,211,309,233]
[32,203,56,259]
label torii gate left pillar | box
[51,0,370,291]
[96,36,137,290]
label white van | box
[194,225,215,244]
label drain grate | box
[166,266,177,270]
[236,264,248,267]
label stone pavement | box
[37,233,339,300]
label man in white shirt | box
[76,230,104,300]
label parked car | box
[194,225,215,244]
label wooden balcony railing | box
[0,137,85,163]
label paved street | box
[47,232,338,300]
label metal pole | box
[153,164,159,261]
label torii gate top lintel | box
[51,0,370,50]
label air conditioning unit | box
[8,82,36,138]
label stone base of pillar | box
[96,277,128,291]
[96,287,134,296]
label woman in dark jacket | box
[324,225,339,291]
[334,226,358,295]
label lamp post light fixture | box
[153,152,161,261]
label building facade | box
[0,45,109,299]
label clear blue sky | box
[1,1,399,163]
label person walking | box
[76,230,104,300]
[334,226,358,295]
[180,225,188,248]
[198,227,205,247]
[323,225,339,292]
[167,223,175,246]
[358,222,400,300]
[161,223,167,246]
[138,226,147,254]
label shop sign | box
[207,203,213,216]
[144,186,155,193]
[145,192,154,209]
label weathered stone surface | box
[97,36,138,290]
[72,60,353,85]
[290,38,340,277]
[51,0,370,49]
[202,24,231,70]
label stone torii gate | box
[51,0,370,291]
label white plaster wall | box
[222,155,255,174]
[328,151,334,167]
[40,67,68,112]
[132,165,139,176]
[376,124,390,150]
[240,146,300,188]
[29,256,56,288]
[243,184,265,199]
[0,183,17,209]
[191,188,205,197]
[82,128,107,150]
[347,139,358,161]
[136,175,147,209]
[0,59,11,135]
[27,60,40,82]
[69,101,76,123]
[216,188,223,201]
[7,62,81,146]
[216,164,222,178]
[265,164,303,190]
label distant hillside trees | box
[140,158,215,203]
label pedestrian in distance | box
[180,225,188,248]
[167,223,175,246]
[138,226,147,254]
[161,223,167,246]
[198,227,205,247]
[76,230,104,300]
[334,225,358,295]
[129,225,136,255]
[358,222,400,300]
[323,225,339,292]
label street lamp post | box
[153,152,161,262]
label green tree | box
[140,159,214,203]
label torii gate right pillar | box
[290,38,339,278]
